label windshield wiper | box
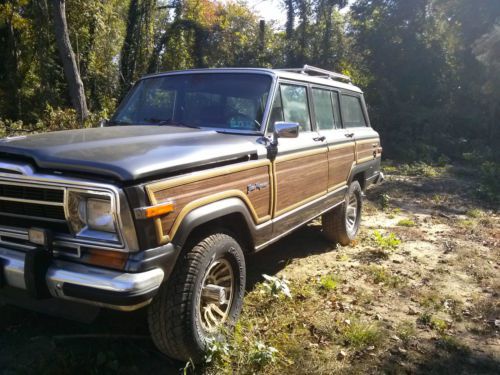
[107,119,132,126]
[146,118,200,129]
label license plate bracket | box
[24,249,51,299]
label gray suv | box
[0,65,382,361]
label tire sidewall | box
[344,181,363,239]
[190,234,246,351]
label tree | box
[51,0,88,123]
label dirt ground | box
[1,165,499,374]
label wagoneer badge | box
[247,182,269,194]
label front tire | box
[148,232,246,362]
[322,180,363,245]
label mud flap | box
[0,257,4,288]
[24,249,51,299]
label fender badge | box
[247,182,269,194]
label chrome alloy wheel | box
[346,192,359,232]
[199,258,234,331]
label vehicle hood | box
[0,126,260,181]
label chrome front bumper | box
[0,247,164,311]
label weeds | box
[340,320,382,350]
[366,266,405,288]
[399,162,444,178]
[319,274,341,292]
[379,193,391,210]
[248,341,279,367]
[417,312,448,332]
[397,218,416,227]
[465,209,483,218]
[372,230,401,250]
[395,321,416,344]
[261,274,292,299]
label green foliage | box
[372,230,401,250]
[319,274,341,291]
[261,274,292,299]
[248,341,279,367]
[379,193,391,210]
[399,162,443,178]
[0,0,498,172]
[340,320,382,350]
[397,219,416,227]
[204,337,231,364]
[477,161,500,204]
[366,265,405,288]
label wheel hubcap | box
[199,259,234,331]
[346,193,358,232]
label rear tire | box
[322,181,363,245]
[148,232,246,362]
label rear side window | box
[280,84,311,132]
[312,88,336,130]
[341,95,367,128]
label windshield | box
[111,73,273,131]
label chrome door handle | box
[313,136,326,142]
[344,133,354,138]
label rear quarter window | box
[341,95,367,128]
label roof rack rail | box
[277,64,352,83]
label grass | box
[397,218,416,227]
[465,209,483,218]
[319,274,342,292]
[372,230,401,251]
[340,319,383,351]
[365,266,405,288]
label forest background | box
[0,0,499,201]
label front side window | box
[111,73,272,131]
[312,88,336,130]
[341,95,367,128]
[280,84,311,132]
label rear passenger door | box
[340,93,380,167]
[312,87,355,191]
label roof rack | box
[277,64,352,83]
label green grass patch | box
[319,274,342,292]
[366,266,405,288]
[465,209,483,218]
[372,230,401,251]
[340,320,383,350]
[397,218,416,227]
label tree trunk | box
[51,0,89,123]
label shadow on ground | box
[0,224,333,374]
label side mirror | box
[273,121,299,143]
[99,118,109,127]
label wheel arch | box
[170,197,257,253]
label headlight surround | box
[67,189,118,241]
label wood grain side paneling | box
[275,151,328,215]
[356,138,380,164]
[328,142,355,190]
[147,161,272,244]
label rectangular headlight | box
[86,198,115,232]
[67,189,118,241]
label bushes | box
[0,106,106,138]
[477,161,500,204]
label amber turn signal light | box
[134,201,175,219]
[85,248,128,270]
